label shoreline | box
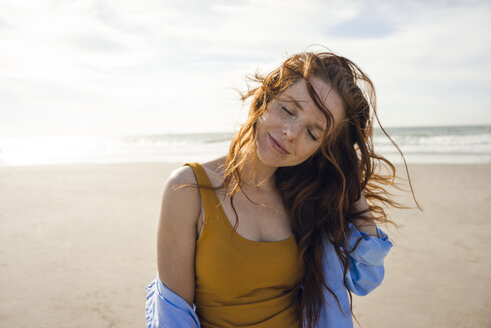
[1,160,490,169]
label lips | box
[268,134,290,154]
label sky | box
[1,0,490,137]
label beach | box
[0,162,490,327]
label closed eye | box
[282,106,294,116]
[307,129,317,141]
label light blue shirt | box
[146,222,393,328]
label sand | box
[0,162,490,328]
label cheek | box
[258,109,283,130]
[257,115,267,128]
[255,120,269,153]
[255,117,267,139]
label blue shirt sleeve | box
[145,273,201,328]
[344,222,393,296]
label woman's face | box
[255,77,345,168]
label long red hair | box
[221,50,420,327]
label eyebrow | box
[285,96,327,133]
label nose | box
[282,122,301,141]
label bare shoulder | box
[161,165,202,218]
[166,164,198,186]
[159,165,202,238]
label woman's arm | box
[343,222,392,296]
[351,192,378,237]
[146,166,202,327]
[156,166,201,307]
[343,190,393,295]
[342,192,393,295]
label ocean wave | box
[1,126,490,166]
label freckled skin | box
[255,77,345,168]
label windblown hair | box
[222,50,420,328]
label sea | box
[0,125,490,166]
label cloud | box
[327,2,396,39]
[0,0,490,137]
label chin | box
[255,133,304,168]
[256,149,303,168]
[260,157,282,168]
[255,147,279,167]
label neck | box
[240,154,277,192]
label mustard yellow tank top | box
[185,163,302,328]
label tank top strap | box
[184,162,222,218]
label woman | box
[146,50,415,328]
